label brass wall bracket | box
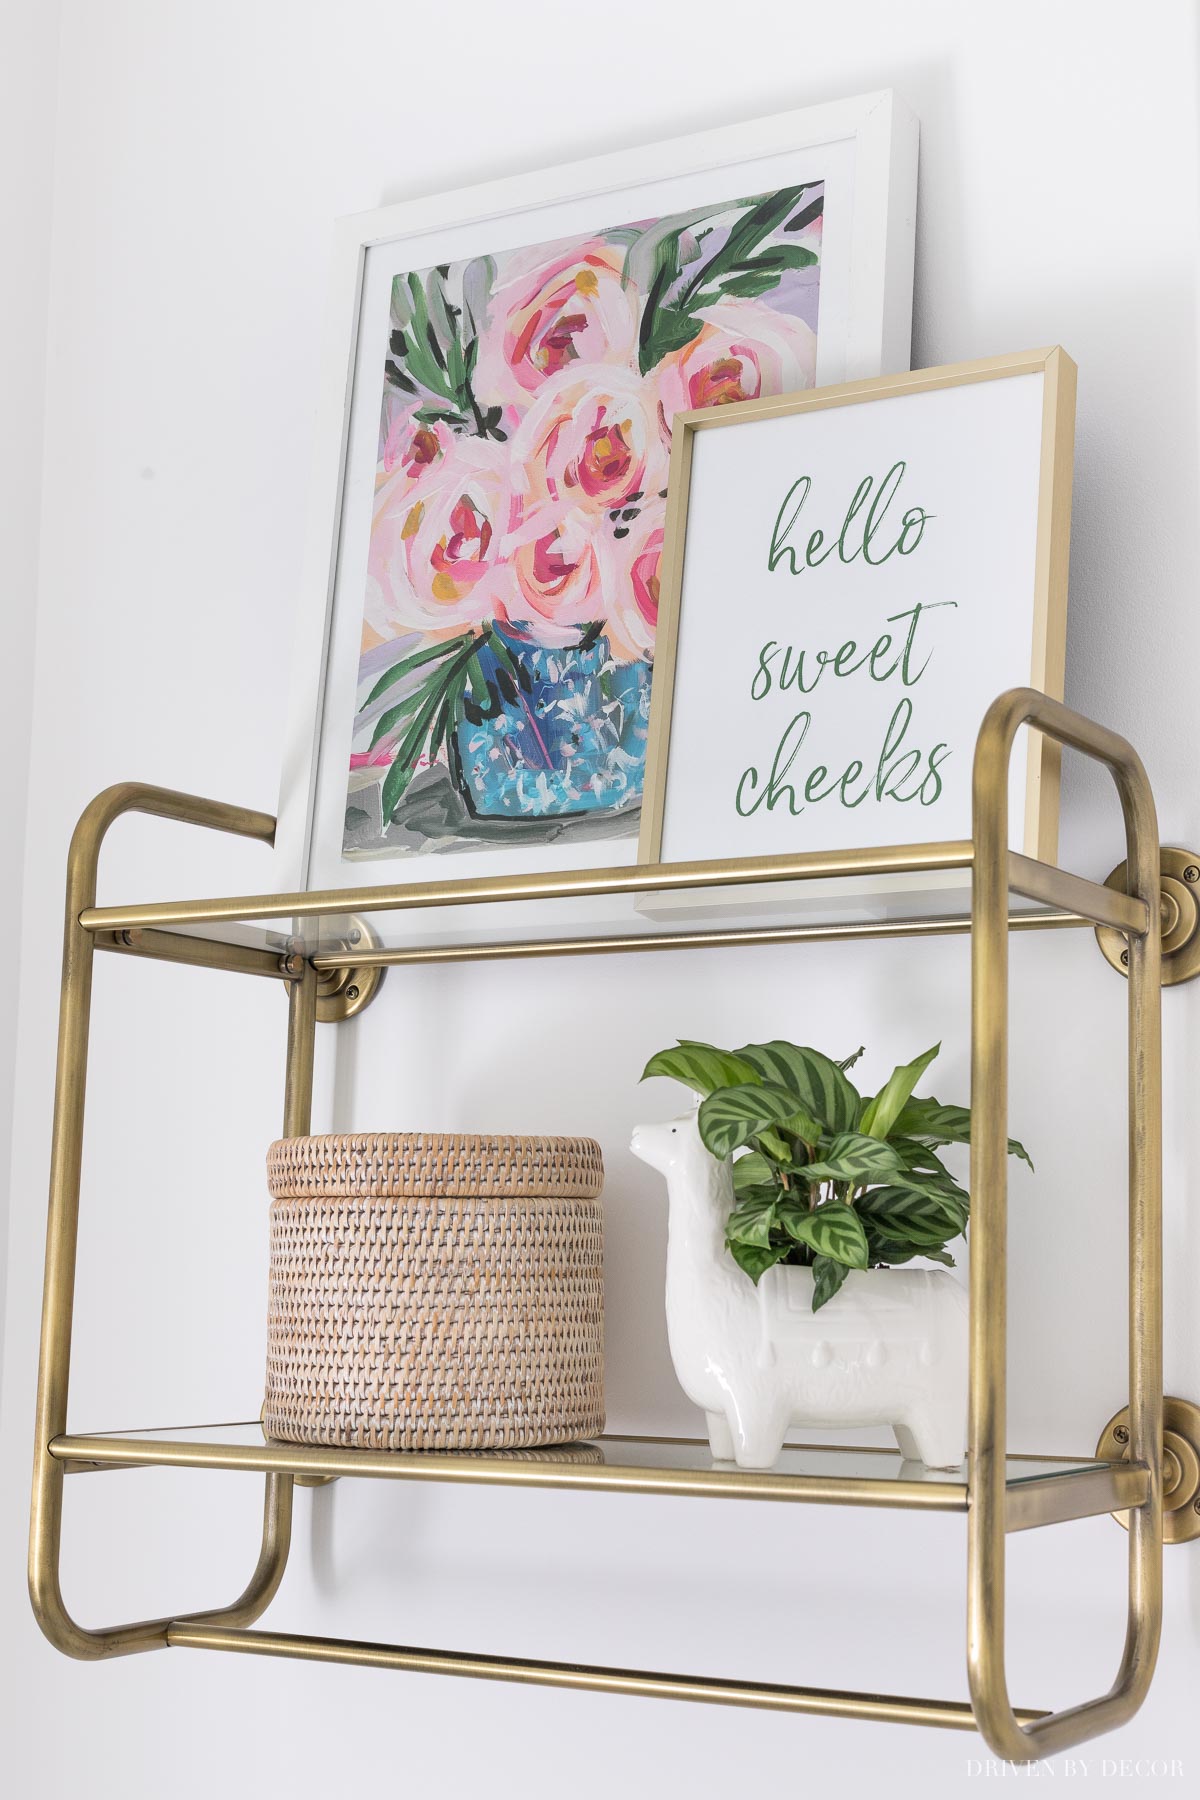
[1095,846,1200,985]
[1097,1397,1200,1545]
[311,918,386,1023]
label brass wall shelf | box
[28,688,1176,1763]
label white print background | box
[3,6,1200,1800]
[661,373,1043,862]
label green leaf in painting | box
[428,664,470,766]
[859,1043,941,1140]
[640,1042,760,1096]
[642,304,704,367]
[368,694,420,754]
[636,229,686,373]
[369,651,466,751]
[697,1081,805,1160]
[363,632,474,709]
[734,1042,860,1134]
[379,636,484,824]
[785,194,825,234]
[622,205,720,293]
[676,185,808,310]
[712,270,783,301]
[739,243,818,274]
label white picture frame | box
[275,91,919,901]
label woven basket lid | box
[267,1131,604,1200]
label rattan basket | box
[264,1132,605,1452]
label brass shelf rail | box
[29,689,1168,1761]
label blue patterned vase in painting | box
[451,625,650,823]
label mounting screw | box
[1120,949,1129,967]
[1113,1424,1129,1444]
[349,928,362,945]
[1193,1496,1200,1514]
[1186,866,1200,883]
[345,984,360,1002]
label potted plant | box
[631,1038,1030,1470]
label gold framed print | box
[638,347,1076,869]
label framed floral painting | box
[279,93,918,899]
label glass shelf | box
[50,1422,1147,1529]
[79,840,1142,963]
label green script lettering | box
[767,464,934,575]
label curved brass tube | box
[29,783,304,1659]
[967,690,1163,1759]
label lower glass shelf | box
[49,1422,1147,1528]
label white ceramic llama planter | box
[631,1110,969,1470]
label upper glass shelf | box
[80,841,1141,962]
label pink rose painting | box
[347,182,823,856]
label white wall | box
[3,3,1199,1794]
[0,0,60,1368]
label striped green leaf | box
[802,1132,906,1185]
[732,1151,777,1193]
[890,1164,969,1210]
[812,1254,851,1310]
[780,1106,823,1147]
[780,1201,869,1269]
[641,1042,760,1097]
[734,1041,860,1134]
[856,1185,967,1246]
[697,1082,801,1159]
[894,1096,1033,1171]
[863,1230,956,1270]
[756,1127,795,1162]
[862,1231,919,1267]
[889,1135,951,1175]
[725,1189,779,1248]
[727,1240,790,1286]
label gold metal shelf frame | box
[29,688,1167,1762]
